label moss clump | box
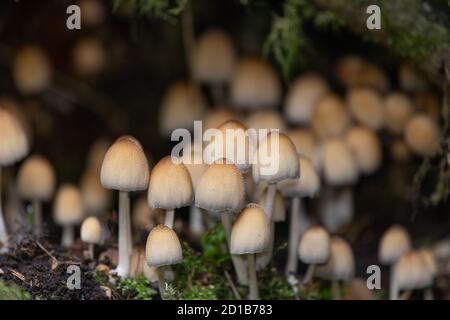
[117,276,157,300]
[0,280,31,300]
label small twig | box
[9,268,26,282]
[224,270,241,300]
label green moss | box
[0,280,30,300]
[117,275,157,300]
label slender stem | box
[286,197,301,277]
[125,198,132,257]
[303,264,316,284]
[32,199,43,237]
[247,254,259,300]
[424,288,434,300]
[88,243,94,260]
[221,211,232,242]
[331,280,341,300]
[389,267,398,300]
[264,183,277,221]
[164,209,175,229]
[157,267,166,299]
[61,225,74,247]
[189,205,204,235]
[117,191,131,278]
[0,167,9,252]
[181,0,195,78]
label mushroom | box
[192,29,236,104]
[390,138,412,163]
[80,169,111,216]
[17,154,56,237]
[78,0,105,28]
[0,107,29,251]
[286,128,317,163]
[72,37,105,77]
[312,94,350,140]
[245,110,287,143]
[230,204,270,300]
[316,237,355,300]
[399,64,428,92]
[343,278,374,300]
[231,58,281,110]
[335,55,367,89]
[404,114,440,157]
[81,216,102,260]
[383,92,414,135]
[378,225,412,299]
[195,162,248,284]
[278,156,320,280]
[148,156,193,229]
[53,184,84,247]
[298,225,330,284]
[284,73,329,125]
[132,196,160,236]
[347,87,384,131]
[145,224,183,298]
[345,126,382,175]
[418,249,438,300]
[13,45,52,95]
[203,107,240,131]
[101,136,149,277]
[86,137,111,173]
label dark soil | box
[0,236,108,300]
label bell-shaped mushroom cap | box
[252,133,299,184]
[383,92,414,135]
[81,216,102,244]
[0,108,30,166]
[181,145,207,191]
[399,64,428,92]
[72,37,105,77]
[133,196,160,232]
[258,187,285,222]
[230,204,270,254]
[321,138,358,187]
[298,225,331,264]
[286,128,316,160]
[404,114,440,157]
[378,225,411,265]
[87,137,111,172]
[347,87,384,130]
[278,156,320,198]
[80,169,111,214]
[193,29,236,84]
[159,81,207,137]
[204,120,255,173]
[345,126,382,175]
[393,251,432,290]
[231,58,281,110]
[148,156,193,210]
[418,249,438,278]
[78,0,105,27]
[390,139,411,163]
[316,237,355,281]
[355,63,389,92]
[312,94,350,140]
[145,224,183,267]
[101,135,149,192]
[53,184,84,226]
[17,154,55,201]
[335,55,367,88]
[13,45,52,95]
[203,107,240,131]
[195,162,245,213]
[284,73,329,125]
[246,110,287,141]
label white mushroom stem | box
[264,183,277,221]
[61,225,75,247]
[331,280,341,300]
[302,264,316,284]
[424,288,434,300]
[221,211,249,285]
[116,191,131,278]
[389,267,398,300]
[88,243,95,260]
[247,254,259,300]
[164,209,175,229]
[189,205,204,235]
[286,196,302,277]
[157,267,166,299]
[32,199,43,237]
[126,203,132,257]
[0,167,9,253]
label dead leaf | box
[10,268,26,282]
[51,257,59,270]
[100,286,112,299]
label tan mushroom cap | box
[80,169,111,214]
[286,128,317,161]
[252,133,300,184]
[81,216,102,244]
[320,138,358,187]
[87,137,111,172]
[393,251,432,290]
[246,110,287,141]
[53,184,84,226]
[316,237,355,281]
[148,156,193,210]
[278,156,320,198]
[399,64,428,92]
[347,87,384,130]
[17,154,55,201]
[284,73,329,124]
[13,45,52,95]
[203,107,239,131]
[145,224,183,267]
[181,145,208,191]
[101,135,149,192]
[78,0,106,27]
[390,139,411,163]
[133,196,161,232]
[231,58,281,110]
[298,225,331,264]
[72,37,105,77]
[345,126,382,175]
[312,94,350,140]
[404,114,440,157]
[230,204,270,254]
[378,225,411,265]
[192,29,236,84]
[195,162,245,213]
[258,187,286,222]
[383,92,414,135]
[343,278,374,300]
[159,81,207,136]
[335,55,367,88]
[0,107,30,166]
